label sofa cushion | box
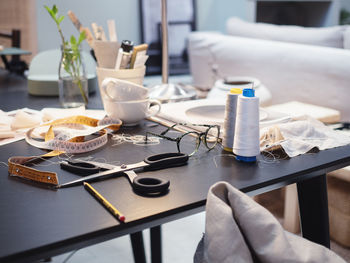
[344,27,350,49]
[226,17,349,49]
[188,32,350,121]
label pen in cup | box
[130,43,148,69]
[84,182,125,222]
[117,40,134,69]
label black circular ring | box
[133,177,170,194]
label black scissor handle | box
[132,176,170,194]
[144,152,189,171]
[60,160,101,176]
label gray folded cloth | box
[194,182,346,263]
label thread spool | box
[232,88,260,162]
[222,88,242,152]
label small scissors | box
[58,152,189,195]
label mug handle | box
[146,99,162,118]
[101,77,118,100]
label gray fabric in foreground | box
[194,182,346,263]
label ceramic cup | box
[101,77,149,101]
[96,66,146,87]
[96,66,146,109]
[104,98,161,126]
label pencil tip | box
[119,215,125,222]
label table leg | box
[130,232,147,263]
[297,174,330,248]
[150,225,162,263]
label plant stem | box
[58,27,66,50]
[77,78,89,104]
[70,53,88,105]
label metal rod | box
[161,0,169,84]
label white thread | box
[222,92,239,151]
[111,134,160,146]
[31,158,61,167]
[29,154,76,168]
[0,162,8,167]
[232,94,260,158]
[58,153,75,160]
[213,154,236,168]
[73,156,121,167]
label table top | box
[1,73,350,262]
[0,47,31,56]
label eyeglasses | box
[146,123,220,156]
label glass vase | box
[58,46,88,108]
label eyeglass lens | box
[204,126,220,149]
[178,132,200,156]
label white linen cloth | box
[194,182,346,263]
[260,117,350,157]
[0,109,41,140]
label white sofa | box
[188,18,350,247]
[188,18,350,121]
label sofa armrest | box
[188,32,350,121]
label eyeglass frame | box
[145,123,221,156]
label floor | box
[51,212,205,263]
[50,189,350,263]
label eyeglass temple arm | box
[146,131,178,143]
[159,123,178,135]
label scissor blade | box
[75,159,118,170]
[57,161,148,188]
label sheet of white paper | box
[0,108,42,146]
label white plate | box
[185,105,268,125]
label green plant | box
[340,8,350,25]
[45,4,88,104]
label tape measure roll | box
[8,115,122,187]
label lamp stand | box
[149,0,196,103]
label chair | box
[0,29,31,74]
[27,49,97,96]
[188,17,350,247]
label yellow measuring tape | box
[8,115,122,187]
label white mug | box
[96,66,146,88]
[104,98,161,126]
[101,77,149,102]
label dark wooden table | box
[1,73,350,263]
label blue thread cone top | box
[243,88,255,97]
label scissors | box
[57,152,189,195]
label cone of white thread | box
[222,88,242,152]
[232,88,260,162]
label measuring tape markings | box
[26,116,121,152]
[8,115,122,186]
[26,126,109,152]
[8,156,59,185]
